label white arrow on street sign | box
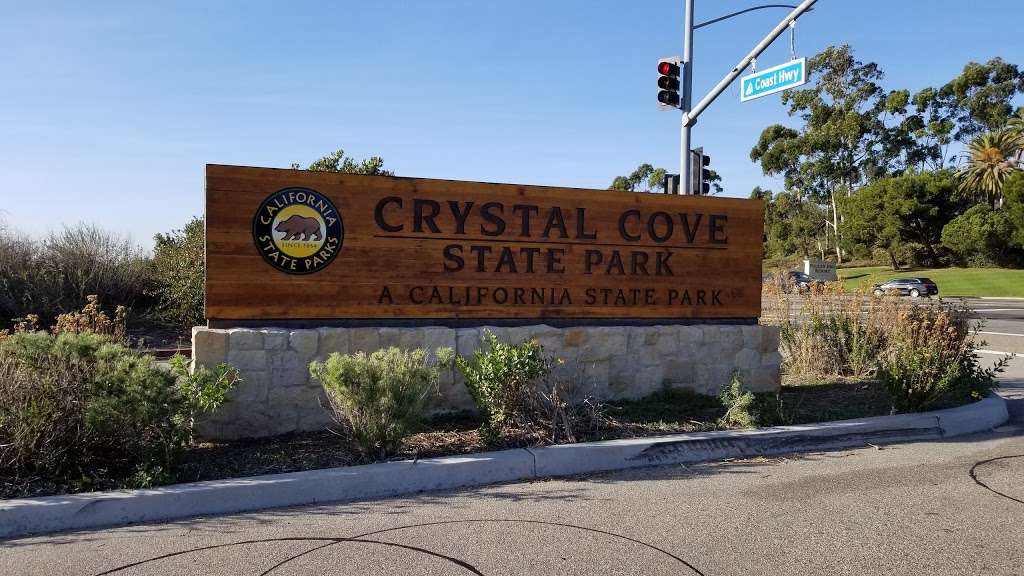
[739,57,807,102]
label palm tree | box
[957,131,1023,208]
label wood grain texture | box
[205,164,764,321]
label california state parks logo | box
[252,187,343,274]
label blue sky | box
[3,1,1023,247]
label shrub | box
[0,232,36,325]
[770,283,890,379]
[455,331,552,444]
[941,204,1020,266]
[151,217,206,328]
[717,372,756,428]
[52,294,128,343]
[0,224,153,327]
[0,331,238,491]
[310,347,453,460]
[878,304,1004,412]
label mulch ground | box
[175,379,893,485]
[2,379,894,499]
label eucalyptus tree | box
[291,149,393,175]
[750,45,933,263]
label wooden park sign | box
[205,165,763,324]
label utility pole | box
[664,0,818,194]
[679,0,694,194]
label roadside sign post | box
[740,57,807,101]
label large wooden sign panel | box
[205,165,763,322]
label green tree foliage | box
[841,171,959,268]
[1005,171,1024,246]
[914,57,1024,144]
[941,204,1021,266]
[290,149,393,175]
[753,187,825,258]
[609,163,722,194]
[609,163,666,192]
[151,217,205,329]
[750,45,936,263]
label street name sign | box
[205,165,764,323]
[740,57,806,102]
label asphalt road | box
[3,427,1022,575]
[3,298,1022,576]
[967,298,1024,356]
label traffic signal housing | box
[657,58,681,109]
[689,148,712,195]
[699,150,712,195]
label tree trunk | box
[913,221,939,267]
[830,191,843,264]
[887,249,900,270]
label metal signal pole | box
[674,0,818,194]
[679,0,694,194]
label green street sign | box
[740,57,806,102]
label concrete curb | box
[0,395,1008,540]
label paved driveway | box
[3,425,1022,575]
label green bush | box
[455,331,551,444]
[0,224,153,327]
[878,304,1004,412]
[310,347,453,460]
[151,217,205,328]
[0,331,238,491]
[717,372,756,428]
[941,204,1020,266]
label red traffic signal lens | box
[658,61,680,76]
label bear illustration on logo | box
[252,187,344,275]
[275,214,323,241]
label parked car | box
[763,270,825,294]
[871,277,939,298]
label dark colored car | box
[872,277,939,298]
[763,270,824,294]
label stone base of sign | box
[192,324,782,441]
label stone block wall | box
[193,324,781,440]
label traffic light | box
[699,150,712,195]
[689,148,712,195]
[657,58,681,109]
[663,173,680,194]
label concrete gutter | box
[0,395,1008,540]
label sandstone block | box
[577,327,627,362]
[262,329,289,351]
[227,349,267,371]
[228,328,263,350]
[192,328,228,369]
[290,329,319,360]
[349,327,380,354]
[318,328,350,358]
[760,325,781,353]
[269,350,309,387]
[227,370,269,404]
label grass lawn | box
[839,266,1024,297]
